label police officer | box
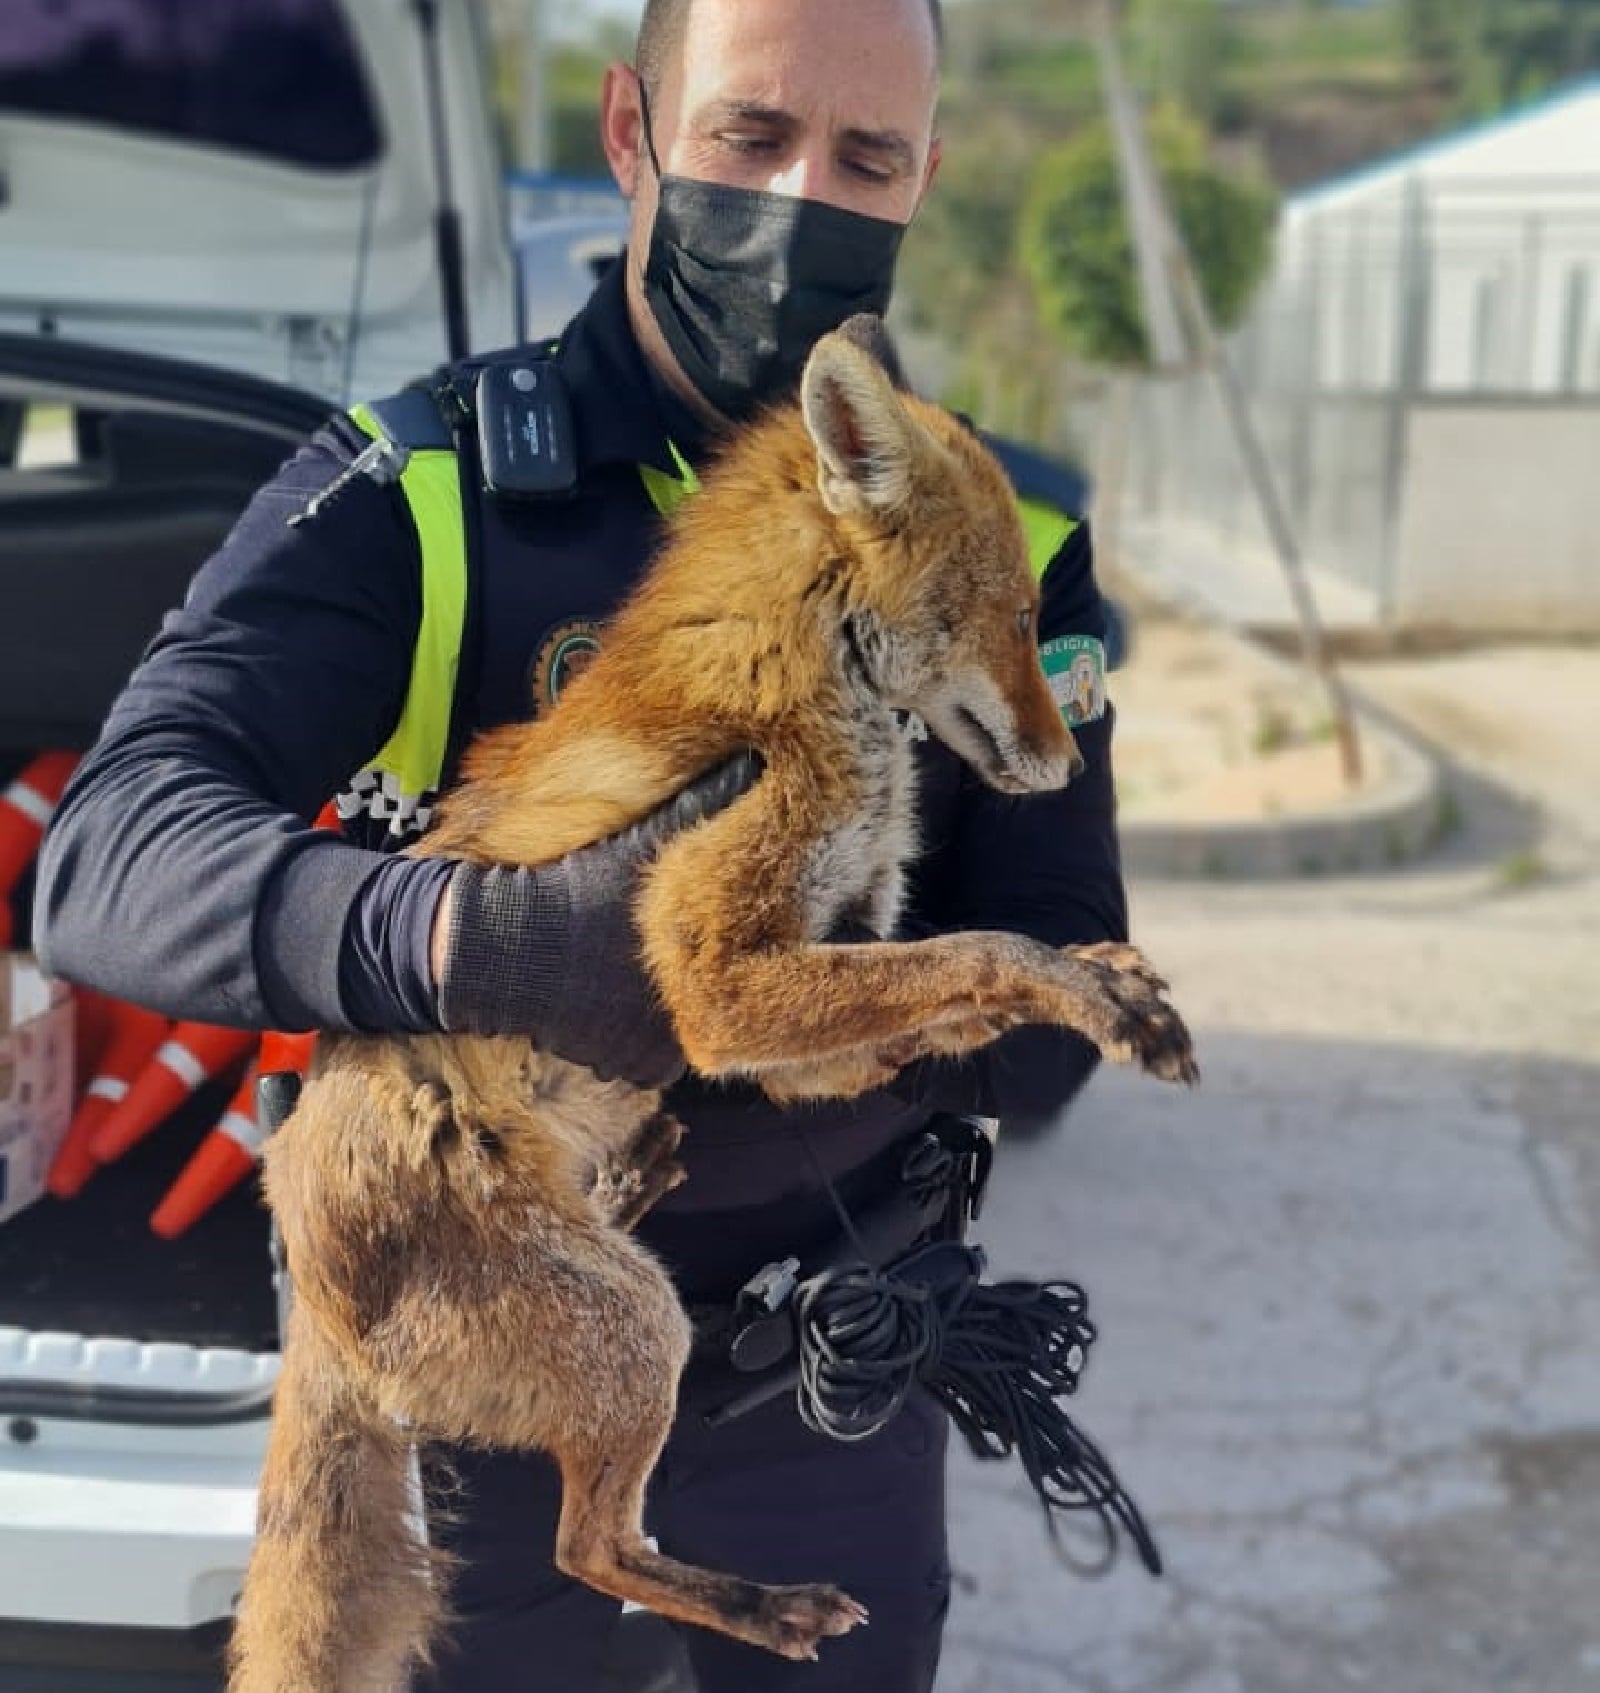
[34,0,1129,1687]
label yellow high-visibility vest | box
[339,400,1074,836]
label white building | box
[1274,77,1600,396]
[1127,78,1600,631]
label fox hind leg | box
[387,1225,868,1662]
[554,1428,868,1661]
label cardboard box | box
[0,954,76,1226]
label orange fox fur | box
[228,320,1197,1693]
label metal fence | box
[1120,173,1600,616]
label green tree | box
[1398,0,1600,114]
[896,116,1034,343]
[1399,0,1469,76]
[1019,103,1278,369]
[1124,0,1242,130]
[1485,0,1600,100]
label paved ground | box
[937,640,1600,1692]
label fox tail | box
[227,1320,451,1693]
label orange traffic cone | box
[0,750,78,949]
[149,1030,317,1239]
[70,985,118,1093]
[260,1029,319,1079]
[89,1019,256,1165]
[148,1064,261,1239]
[46,999,171,1198]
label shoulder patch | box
[1040,634,1107,727]
[531,618,602,715]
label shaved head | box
[636,0,944,97]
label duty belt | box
[687,1115,994,1407]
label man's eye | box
[846,158,896,184]
[722,133,779,154]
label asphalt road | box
[938,647,1600,1693]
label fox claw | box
[1062,943,1198,1085]
[754,1584,869,1660]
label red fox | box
[228,318,1197,1692]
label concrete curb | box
[1118,707,1447,879]
[1109,590,1449,879]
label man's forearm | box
[34,740,449,1033]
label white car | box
[0,8,1113,1683]
[0,4,629,1687]
[0,0,627,397]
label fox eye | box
[1015,608,1034,636]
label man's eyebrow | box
[697,99,797,131]
[696,101,919,171]
[839,127,917,172]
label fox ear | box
[832,313,911,391]
[800,332,916,519]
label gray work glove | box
[436,751,760,1087]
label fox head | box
[799,320,1086,796]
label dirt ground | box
[1104,578,1386,826]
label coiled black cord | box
[791,1240,1163,1577]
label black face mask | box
[637,95,908,422]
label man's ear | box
[599,63,646,198]
[800,330,918,518]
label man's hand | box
[431,752,760,1087]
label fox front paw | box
[1057,944,1200,1086]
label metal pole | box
[413,0,471,362]
[1559,264,1590,395]
[1286,218,1323,541]
[520,0,551,172]
[1091,2,1187,371]
[1520,208,1544,391]
[1376,175,1430,626]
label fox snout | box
[1001,657,1086,792]
[933,681,1085,795]
[1016,727,1085,792]
[1056,740,1089,784]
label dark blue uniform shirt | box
[35,261,1127,1264]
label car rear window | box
[0,0,382,170]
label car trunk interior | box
[0,391,321,748]
[0,1060,281,1355]
[1,356,331,1360]
[2,782,280,1356]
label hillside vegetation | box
[502,0,1599,445]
